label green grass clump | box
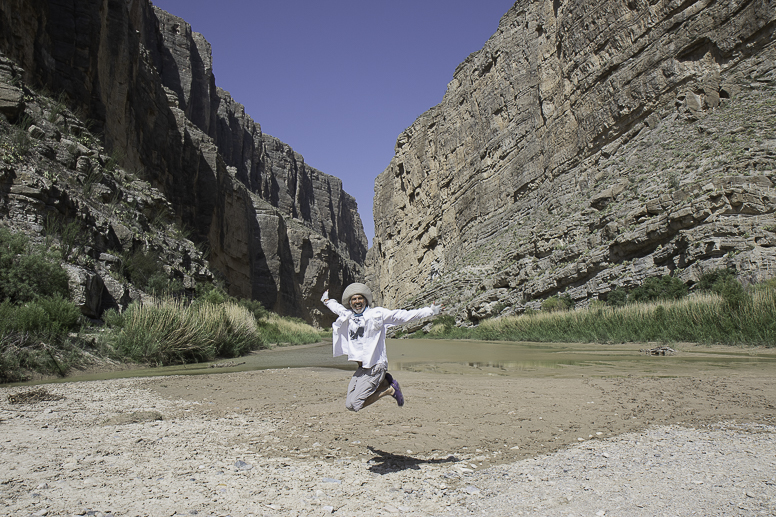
[106,296,324,366]
[258,313,328,346]
[109,298,264,365]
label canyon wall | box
[368,0,776,321]
[0,0,365,324]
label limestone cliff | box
[0,0,366,325]
[368,0,776,322]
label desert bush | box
[0,332,71,382]
[102,308,124,328]
[628,275,687,303]
[43,216,84,261]
[606,288,628,307]
[194,282,229,305]
[696,268,738,292]
[542,294,573,312]
[0,227,71,303]
[122,248,164,290]
[236,298,269,321]
[0,297,81,336]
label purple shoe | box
[390,378,404,407]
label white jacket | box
[324,299,434,368]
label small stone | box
[465,485,481,495]
[322,506,334,514]
[234,460,252,470]
[323,477,341,484]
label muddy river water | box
[33,338,776,384]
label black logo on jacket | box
[349,326,364,340]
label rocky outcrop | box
[368,0,776,322]
[0,0,365,325]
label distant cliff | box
[0,0,366,325]
[368,0,776,322]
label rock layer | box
[368,0,776,321]
[0,0,365,324]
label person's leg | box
[361,377,395,408]
[346,365,387,412]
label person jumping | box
[321,283,441,412]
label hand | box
[320,290,329,303]
[430,302,443,315]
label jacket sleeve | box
[383,306,434,326]
[325,298,351,318]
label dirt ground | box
[147,344,776,469]
[3,343,776,516]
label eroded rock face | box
[0,0,365,325]
[368,0,776,321]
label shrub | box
[606,288,628,307]
[102,308,124,328]
[195,282,228,305]
[0,296,80,336]
[696,268,738,292]
[628,275,687,303]
[237,298,269,321]
[542,294,573,312]
[0,331,72,383]
[0,228,71,303]
[38,296,81,331]
[123,248,164,291]
[715,277,750,311]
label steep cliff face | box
[368,0,776,320]
[0,0,365,324]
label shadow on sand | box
[366,446,459,473]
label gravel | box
[1,376,774,517]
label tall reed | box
[428,289,776,347]
[258,313,327,345]
[114,299,264,364]
[112,297,326,365]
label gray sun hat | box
[342,282,373,310]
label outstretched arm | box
[321,290,350,317]
[384,302,443,326]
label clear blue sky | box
[152,0,515,245]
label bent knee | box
[346,400,363,412]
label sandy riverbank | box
[1,350,775,516]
